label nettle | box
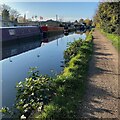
[15,68,56,119]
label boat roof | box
[0,26,38,29]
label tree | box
[1,4,11,12]
[0,4,20,22]
[35,15,38,21]
[79,18,84,24]
[0,4,10,21]
[93,2,119,34]
[74,20,78,23]
[84,19,92,26]
[10,9,20,21]
[2,9,9,21]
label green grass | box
[100,29,120,51]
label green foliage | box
[2,9,10,21]
[93,2,119,51]
[0,107,9,114]
[94,2,119,34]
[0,107,12,118]
[64,39,82,63]
[84,19,92,26]
[79,18,84,23]
[34,103,58,119]
[1,4,20,22]
[15,68,56,118]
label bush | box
[15,68,57,118]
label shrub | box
[15,68,57,118]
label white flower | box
[37,106,42,112]
[19,82,22,85]
[24,109,28,113]
[21,115,26,119]
[30,86,33,89]
[25,78,29,81]
[63,80,66,82]
[19,85,23,88]
[37,98,39,101]
[23,104,28,108]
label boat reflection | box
[1,34,64,60]
[75,30,84,35]
[42,34,64,43]
[1,38,42,60]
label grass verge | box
[100,29,120,51]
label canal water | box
[0,32,86,109]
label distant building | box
[17,16,25,23]
[41,19,60,26]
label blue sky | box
[4,2,99,21]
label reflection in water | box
[0,33,86,108]
[42,34,64,43]
[1,34,64,60]
[2,40,42,60]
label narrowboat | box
[64,26,69,34]
[0,26,43,42]
[41,26,64,37]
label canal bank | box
[32,32,93,119]
[0,32,86,111]
[1,31,93,119]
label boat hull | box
[0,26,43,42]
[41,26,64,37]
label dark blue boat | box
[0,26,43,42]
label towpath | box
[78,29,119,119]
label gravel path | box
[78,29,119,119]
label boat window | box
[9,29,15,35]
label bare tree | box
[10,9,20,21]
[2,9,9,20]
[0,4,11,20]
[1,4,11,11]
[0,4,20,22]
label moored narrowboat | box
[41,26,64,37]
[0,26,43,42]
